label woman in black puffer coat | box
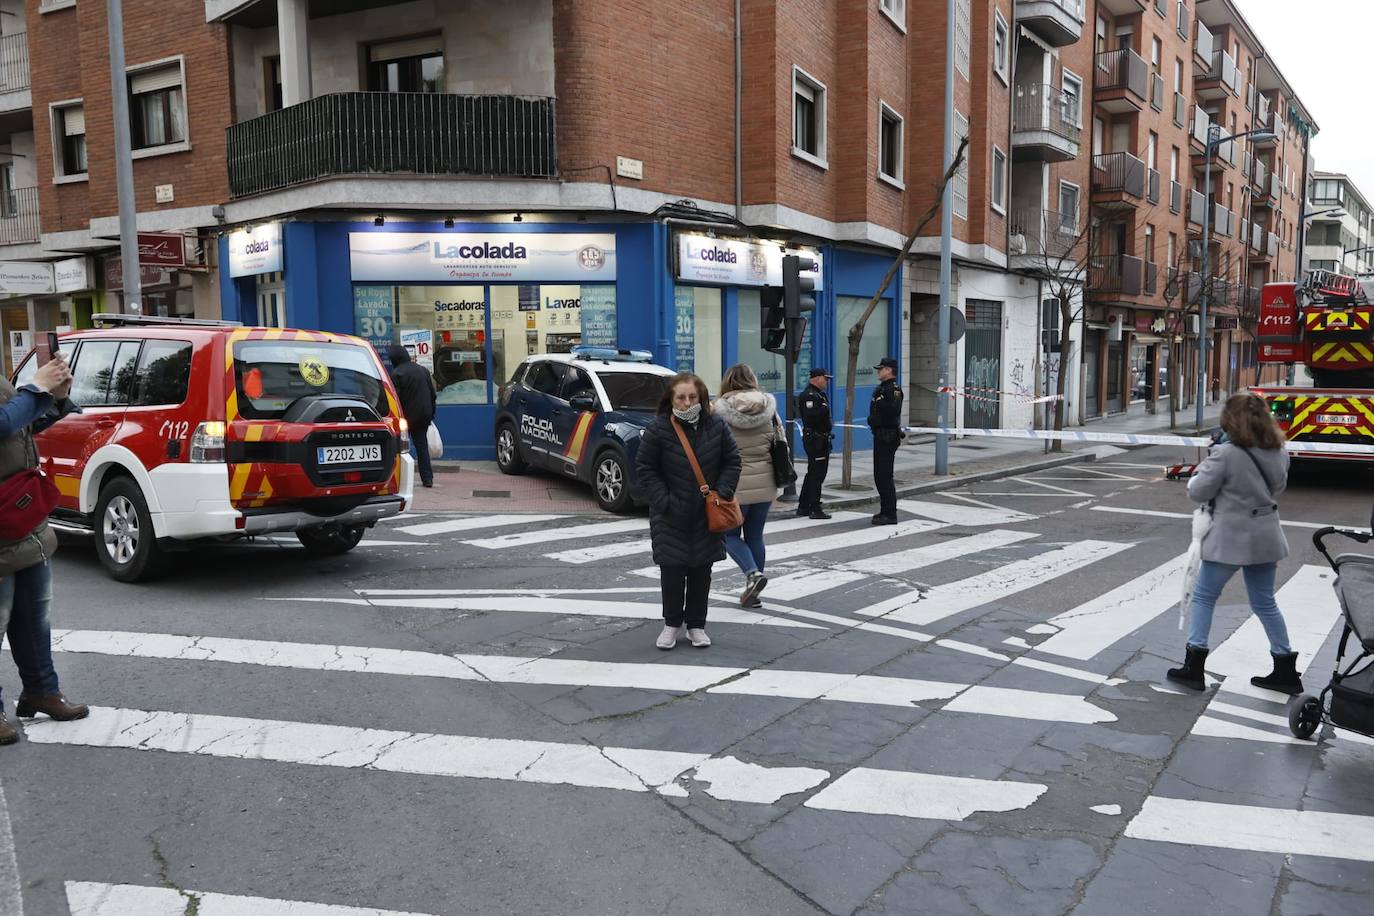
[635,373,741,651]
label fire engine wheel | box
[495,423,527,475]
[95,478,166,582]
[296,523,367,556]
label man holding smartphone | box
[0,346,87,746]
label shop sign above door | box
[0,260,55,296]
[349,232,617,283]
[674,232,824,289]
[138,232,187,268]
[55,257,93,294]
[228,222,284,278]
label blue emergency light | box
[571,345,653,363]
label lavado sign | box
[674,232,824,289]
[350,232,617,282]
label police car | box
[494,347,674,512]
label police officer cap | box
[809,368,833,379]
[874,357,899,371]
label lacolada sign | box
[349,232,617,283]
[674,232,824,289]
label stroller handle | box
[1312,526,1374,566]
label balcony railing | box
[1202,50,1241,95]
[1253,159,1268,189]
[227,92,558,198]
[1195,20,1215,63]
[1213,203,1232,237]
[1009,207,1084,259]
[1170,179,1182,213]
[1173,91,1186,128]
[1150,71,1165,110]
[1189,106,1210,146]
[1268,232,1280,258]
[1094,48,1147,100]
[1090,254,1144,297]
[0,32,30,94]
[1257,93,1271,124]
[0,187,40,245]
[1015,0,1086,46]
[1091,151,1146,197]
[1147,168,1161,204]
[1012,83,1083,145]
[1144,261,1159,295]
[1251,223,1263,252]
[1188,189,1207,226]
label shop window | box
[835,296,890,387]
[367,35,445,93]
[792,67,827,167]
[129,62,187,151]
[52,102,87,178]
[738,289,811,395]
[673,287,723,391]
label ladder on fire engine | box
[1296,268,1370,307]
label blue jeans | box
[724,502,771,575]
[0,561,60,704]
[1187,560,1292,654]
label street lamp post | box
[1196,124,1276,430]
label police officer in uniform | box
[797,367,833,520]
[867,357,904,525]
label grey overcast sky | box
[1237,0,1374,195]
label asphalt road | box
[3,446,1373,916]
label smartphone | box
[35,331,61,366]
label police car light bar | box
[571,345,653,363]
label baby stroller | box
[1289,527,1374,740]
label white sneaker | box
[656,624,685,650]
[687,628,711,648]
[741,571,768,605]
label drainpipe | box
[734,0,743,221]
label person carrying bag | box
[634,373,741,651]
[714,365,781,608]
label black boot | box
[1166,645,1209,691]
[1250,652,1303,695]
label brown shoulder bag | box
[671,417,743,533]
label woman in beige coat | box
[714,364,782,607]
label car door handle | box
[96,418,117,429]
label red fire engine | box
[1256,269,1374,460]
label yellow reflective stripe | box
[54,475,80,498]
[228,463,252,501]
[1292,397,1329,428]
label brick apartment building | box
[0,0,1318,458]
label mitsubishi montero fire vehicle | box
[11,315,415,581]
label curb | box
[814,450,1098,511]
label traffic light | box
[783,255,817,320]
[761,286,786,353]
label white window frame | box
[791,66,828,169]
[877,101,904,189]
[955,0,971,79]
[39,0,76,11]
[49,98,88,184]
[952,110,969,220]
[991,145,1007,215]
[1058,180,1081,233]
[993,11,1009,86]
[127,54,192,159]
[1061,69,1084,128]
[879,0,906,33]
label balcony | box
[1188,189,1207,226]
[226,92,558,198]
[1196,49,1241,99]
[1097,0,1147,13]
[1091,152,1146,208]
[1147,168,1161,204]
[1090,254,1144,298]
[1254,109,1279,144]
[1188,106,1211,150]
[0,187,39,246]
[1009,208,1084,263]
[1015,0,1085,47]
[1195,20,1215,66]
[1011,83,1082,162]
[1094,48,1147,112]
[1170,179,1182,214]
[0,32,30,111]
[1213,203,1232,238]
[1255,172,1282,207]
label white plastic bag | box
[1179,505,1213,629]
[427,423,444,460]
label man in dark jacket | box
[797,368,833,520]
[867,357,904,525]
[1,355,87,746]
[387,345,438,488]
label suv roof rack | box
[91,312,244,328]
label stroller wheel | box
[1288,694,1323,740]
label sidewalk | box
[408,403,1224,515]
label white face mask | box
[672,403,703,422]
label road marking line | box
[864,540,1132,627]
[359,595,822,629]
[1033,554,1191,660]
[942,685,1116,723]
[464,518,648,550]
[0,777,20,916]
[545,512,866,564]
[394,514,565,537]
[895,499,1037,526]
[64,882,433,916]
[1124,796,1374,862]
[1205,565,1339,692]
[356,587,661,596]
[842,529,1039,577]
[762,568,869,600]
[805,769,1046,820]
[1090,505,1360,531]
[1009,655,1125,686]
[1009,477,1093,497]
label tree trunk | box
[1049,295,1074,452]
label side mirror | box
[569,394,599,413]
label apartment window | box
[879,0,905,28]
[1170,147,1179,181]
[1061,71,1083,127]
[0,163,15,219]
[1147,131,1158,168]
[1177,2,1189,38]
[952,111,969,219]
[1145,224,1156,263]
[1058,181,1080,233]
[991,146,1006,214]
[1151,37,1162,70]
[264,56,283,113]
[792,68,827,167]
[52,102,87,178]
[955,0,971,79]
[129,63,187,150]
[993,12,1009,84]
[879,103,903,185]
[1168,232,1177,268]
[367,35,445,93]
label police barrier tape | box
[795,420,1374,455]
[931,385,1065,404]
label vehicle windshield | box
[599,372,668,412]
[233,340,387,419]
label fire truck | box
[1256,268,1374,460]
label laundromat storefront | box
[347,230,619,457]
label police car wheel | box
[593,450,632,513]
[496,423,527,474]
[95,477,167,582]
[296,523,366,556]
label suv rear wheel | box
[593,449,633,514]
[95,477,166,582]
[296,523,367,556]
[495,422,527,474]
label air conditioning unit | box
[1107,311,1125,342]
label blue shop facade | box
[219,219,901,459]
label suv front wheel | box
[593,449,634,514]
[296,523,366,556]
[95,477,166,582]
[495,422,527,474]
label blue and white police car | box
[494,347,675,512]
